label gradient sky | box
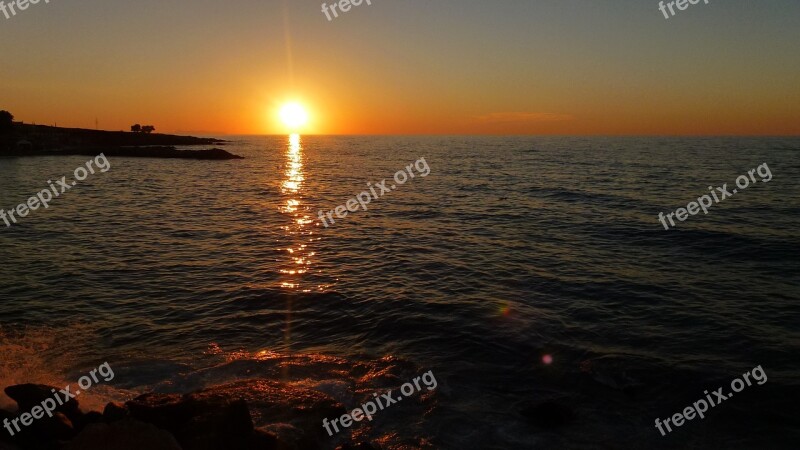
[1,0,798,135]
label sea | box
[1,136,798,449]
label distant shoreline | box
[0,124,244,160]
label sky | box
[1,0,799,135]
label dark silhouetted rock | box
[336,443,378,450]
[126,393,191,432]
[103,402,129,423]
[74,410,104,432]
[64,419,182,450]
[4,376,347,450]
[0,410,15,444]
[259,424,307,450]
[177,399,253,450]
[5,384,86,449]
[8,122,225,148]
[193,379,347,450]
[0,407,73,449]
[520,399,574,429]
[4,384,80,420]
[126,392,255,450]
[33,412,75,441]
[1,122,243,160]
[248,429,279,450]
[195,380,346,432]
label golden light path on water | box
[278,133,318,354]
[279,133,315,291]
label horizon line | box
[13,123,800,138]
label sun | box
[279,103,309,130]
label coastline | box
[0,124,243,160]
[0,380,361,450]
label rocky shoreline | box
[0,381,375,450]
[1,146,244,160]
[0,123,244,160]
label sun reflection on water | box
[278,134,315,291]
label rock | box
[64,419,182,450]
[103,402,129,423]
[520,399,574,429]
[32,412,75,441]
[336,443,378,450]
[191,380,347,449]
[177,399,254,450]
[126,392,255,450]
[248,429,278,450]
[193,380,346,433]
[74,410,104,432]
[258,424,308,450]
[0,408,73,449]
[4,384,82,424]
[125,393,191,432]
[0,410,15,443]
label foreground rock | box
[124,380,347,450]
[126,393,257,450]
[335,443,378,450]
[65,420,182,450]
[4,384,81,423]
[190,379,346,432]
[2,379,366,450]
[2,385,81,448]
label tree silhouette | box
[0,110,13,132]
[141,125,155,134]
[131,124,142,133]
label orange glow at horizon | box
[2,0,798,137]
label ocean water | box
[0,136,798,449]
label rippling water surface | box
[1,136,799,449]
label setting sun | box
[279,103,309,130]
